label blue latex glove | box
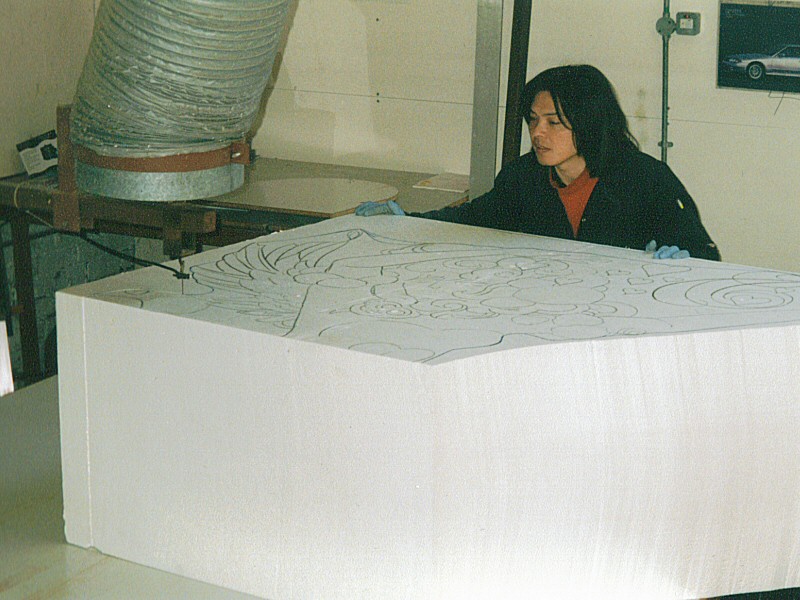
[354,200,405,216]
[646,240,690,259]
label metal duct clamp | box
[74,141,252,202]
[75,142,251,173]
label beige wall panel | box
[527,0,665,122]
[275,0,477,104]
[263,1,516,178]
[0,0,95,177]
[628,115,663,159]
[668,120,800,272]
[253,88,472,174]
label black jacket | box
[416,150,720,261]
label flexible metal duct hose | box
[70,0,291,201]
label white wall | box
[0,0,96,177]
[255,0,800,272]
[254,0,485,175]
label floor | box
[0,377,258,599]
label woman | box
[357,64,720,261]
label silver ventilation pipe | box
[70,0,292,201]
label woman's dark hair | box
[521,65,638,177]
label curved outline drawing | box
[92,220,800,365]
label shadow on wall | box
[249,0,300,142]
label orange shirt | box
[550,168,598,238]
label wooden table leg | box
[10,214,42,383]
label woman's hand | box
[646,240,690,259]
[354,200,405,216]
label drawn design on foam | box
[92,223,800,365]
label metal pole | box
[10,214,42,383]
[501,0,532,167]
[656,0,676,163]
[469,0,504,200]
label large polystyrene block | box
[56,215,800,599]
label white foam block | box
[0,321,13,396]
[57,216,800,599]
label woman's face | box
[528,91,584,177]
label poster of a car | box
[718,1,800,92]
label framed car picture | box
[718,1,800,92]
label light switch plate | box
[676,11,701,35]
